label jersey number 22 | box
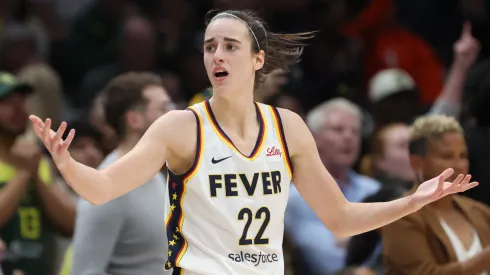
[238,207,270,245]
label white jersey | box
[164,100,293,275]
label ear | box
[254,49,265,71]
[125,110,144,132]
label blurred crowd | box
[1,0,490,274]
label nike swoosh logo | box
[211,156,232,164]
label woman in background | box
[382,115,490,274]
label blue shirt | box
[285,170,380,275]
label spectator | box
[366,21,480,130]
[71,72,174,275]
[75,15,160,111]
[464,58,490,206]
[342,0,445,107]
[360,123,413,194]
[0,72,75,275]
[0,24,45,74]
[382,115,490,274]
[17,63,63,143]
[53,120,104,274]
[285,98,380,274]
[88,92,118,155]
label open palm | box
[29,115,75,168]
[412,168,478,208]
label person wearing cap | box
[368,68,421,130]
[367,22,481,131]
[0,72,76,275]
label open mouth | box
[214,70,229,79]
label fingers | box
[462,21,472,37]
[447,174,476,195]
[463,181,479,192]
[440,168,455,181]
[50,122,68,152]
[30,117,75,155]
[30,115,45,137]
[60,129,75,152]
[29,115,44,126]
[42,119,52,148]
[458,174,475,191]
[32,123,44,137]
[449,174,466,192]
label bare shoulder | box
[275,108,315,157]
[151,109,199,174]
[152,109,197,148]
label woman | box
[382,115,490,274]
[29,10,476,275]
[361,123,414,193]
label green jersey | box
[0,158,55,275]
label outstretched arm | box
[30,110,187,205]
[280,109,478,238]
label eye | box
[204,44,216,52]
[226,44,238,51]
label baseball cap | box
[0,72,33,99]
[368,69,416,103]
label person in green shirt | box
[0,72,76,275]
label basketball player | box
[29,10,478,275]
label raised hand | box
[411,168,479,208]
[29,115,75,168]
[453,22,480,69]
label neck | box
[209,87,257,133]
[115,132,141,156]
[324,160,350,183]
[432,195,455,211]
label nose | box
[342,129,356,142]
[213,46,225,64]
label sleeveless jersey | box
[164,100,293,275]
[0,158,55,275]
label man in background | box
[285,98,380,275]
[71,72,175,275]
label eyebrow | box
[204,36,242,44]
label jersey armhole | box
[167,107,204,181]
[271,106,294,175]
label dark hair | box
[102,72,163,136]
[204,10,316,89]
[62,120,102,145]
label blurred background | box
[1,0,490,274]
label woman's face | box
[420,132,469,182]
[203,17,264,94]
[376,124,414,181]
